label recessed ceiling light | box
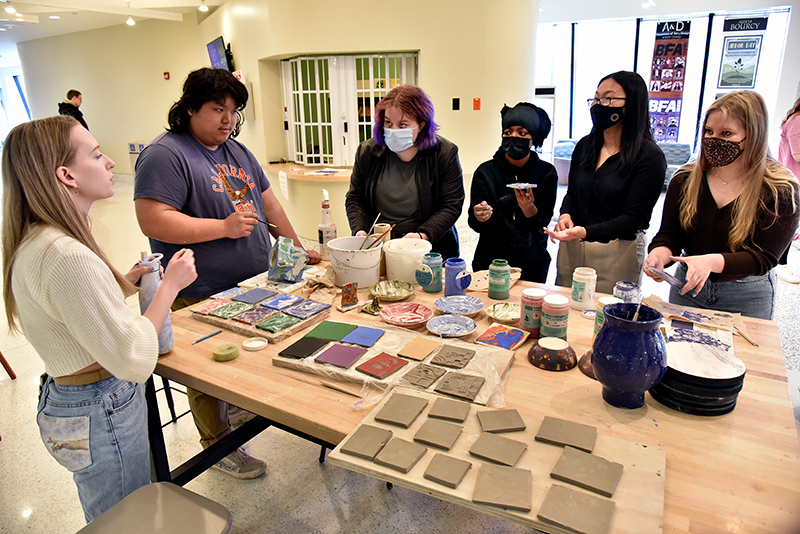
[126,15,135,26]
[49,15,61,20]
[5,6,15,14]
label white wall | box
[18,14,205,174]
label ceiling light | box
[4,5,15,14]
[126,15,135,25]
[199,1,209,12]
[49,15,60,20]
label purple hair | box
[372,85,440,150]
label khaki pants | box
[173,298,232,448]
[555,234,646,295]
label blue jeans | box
[37,375,151,523]
[669,262,776,320]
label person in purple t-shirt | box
[134,68,319,480]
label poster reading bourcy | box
[649,20,690,142]
[718,17,767,89]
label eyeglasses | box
[587,97,626,107]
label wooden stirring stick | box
[632,302,642,321]
[359,213,383,250]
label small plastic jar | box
[594,296,624,336]
[416,252,443,293]
[570,267,597,310]
[488,259,511,300]
[541,294,570,340]
[613,280,641,303]
[519,288,547,338]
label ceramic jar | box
[540,294,570,340]
[138,253,173,354]
[488,259,511,300]
[592,303,667,409]
[444,258,471,297]
[415,252,443,293]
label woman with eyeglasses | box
[645,91,799,319]
[468,102,558,282]
[545,71,666,293]
[345,84,464,259]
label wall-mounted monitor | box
[207,36,234,71]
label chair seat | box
[78,482,231,534]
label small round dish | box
[486,302,521,324]
[369,280,415,301]
[380,302,434,327]
[528,337,577,371]
[434,295,485,316]
[426,314,478,338]
[242,337,268,351]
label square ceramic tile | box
[423,453,472,489]
[537,484,615,534]
[314,343,367,368]
[278,337,330,359]
[282,299,331,319]
[476,409,527,433]
[428,397,471,422]
[356,352,408,379]
[434,372,485,401]
[210,286,249,299]
[398,338,442,361]
[413,419,462,450]
[340,326,385,347]
[373,437,427,473]
[469,432,527,466]
[474,323,529,351]
[340,424,393,460]
[260,293,304,310]
[550,446,624,498]
[232,287,277,304]
[374,393,428,428]
[304,321,358,341]
[535,416,597,453]
[254,312,301,333]
[210,301,254,319]
[472,463,532,512]
[192,298,233,315]
[232,307,275,325]
[401,364,446,388]
[430,345,475,369]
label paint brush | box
[632,302,642,321]
[359,213,383,250]
[192,329,223,344]
[733,325,759,347]
[258,218,279,228]
[366,224,395,249]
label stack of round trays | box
[649,327,746,416]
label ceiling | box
[0,0,225,68]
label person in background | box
[58,89,89,130]
[545,71,666,293]
[2,116,196,522]
[345,84,464,259]
[775,96,800,283]
[134,67,319,480]
[468,102,557,282]
[645,91,799,320]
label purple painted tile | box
[233,288,277,304]
[314,343,367,368]
[283,299,331,319]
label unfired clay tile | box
[427,397,471,422]
[413,419,462,450]
[476,409,527,433]
[535,416,597,452]
[472,463,532,512]
[374,393,429,428]
[340,424,393,460]
[537,484,616,534]
[373,437,427,473]
[469,432,527,466]
[550,446,624,498]
[424,453,472,489]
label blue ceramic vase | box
[592,303,666,409]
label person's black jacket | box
[468,148,557,281]
[345,136,464,260]
[58,102,88,130]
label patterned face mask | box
[702,137,746,167]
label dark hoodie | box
[58,101,88,130]
[468,148,557,282]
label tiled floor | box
[1,178,799,532]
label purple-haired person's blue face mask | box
[384,125,417,154]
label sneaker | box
[227,405,256,428]
[212,447,266,479]
[776,265,800,284]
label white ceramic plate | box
[426,315,478,338]
[434,295,485,316]
[486,302,521,324]
[380,303,434,327]
[369,280,415,301]
[506,183,538,190]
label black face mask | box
[502,136,532,161]
[590,104,623,131]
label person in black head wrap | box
[468,102,558,282]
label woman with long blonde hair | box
[645,91,799,319]
[2,116,196,522]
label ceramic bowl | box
[527,337,577,372]
[380,302,434,327]
[426,314,478,338]
[369,280,415,301]
[486,302,521,324]
[434,295,485,316]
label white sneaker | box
[776,265,800,284]
[212,447,266,479]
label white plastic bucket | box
[383,238,433,284]
[326,236,383,288]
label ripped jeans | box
[37,375,151,523]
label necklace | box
[714,168,738,186]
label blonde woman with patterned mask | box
[645,91,799,319]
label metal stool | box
[77,482,231,533]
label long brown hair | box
[2,116,133,332]
[678,91,797,251]
[782,96,800,127]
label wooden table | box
[153,281,800,533]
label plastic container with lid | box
[570,267,597,310]
[594,296,624,336]
[540,294,570,340]
[415,252,443,293]
[519,288,547,337]
[488,259,511,300]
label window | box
[282,53,418,166]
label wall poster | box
[717,17,767,89]
[648,20,690,142]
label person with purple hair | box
[345,85,464,259]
